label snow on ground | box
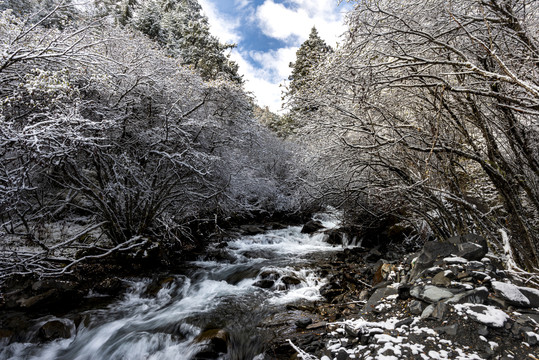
[291,313,486,360]
[453,304,509,328]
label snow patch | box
[453,304,509,328]
[491,281,529,305]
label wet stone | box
[295,318,313,329]
[253,280,274,289]
[281,276,301,286]
[195,329,229,355]
[301,220,324,234]
[38,320,71,341]
[306,322,327,330]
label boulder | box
[144,276,175,297]
[408,300,427,315]
[443,256,468,265]
[432,271,451,287]
[398,284,411,300]
[409,234,488,281]
[320,281,345,302]
[38,320,71,341]
[524,331,539,346]
[324,228,345,245]
[434,324,458,336]
[336,349,350,360]
[491,281,530,308]
[363,287,398,313]
[373,263,396,286]
[431,302,449,320]
[94,277,126,296]
[253,280,274,289]
[301,220,324,234]
[453,304,509,328]
[295,318,313,329]
[518,286,539,308]
[195,328,229,356]
[445,287,489,305]
[448,234,488,250]
[364,249,382,263]
[409,242,458,281]
[239,224,266,235]
[281,276,301,287]
[410,285,456,303]
[466,261,486,272]
[457,242,487,261]
[395,318,414,329]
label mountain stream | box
[1,212,346,360]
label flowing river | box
[1,212,346,360]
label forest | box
[1,0,538,285]
[1,1,539,359]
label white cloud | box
[198,0,242,44]
[256,0,346,46]
[234,0,250,10]
[230,50,286,113]
[199,0,349,113]
[250,47,298,82]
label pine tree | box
[288,27,332,97]
[132,0,241,82]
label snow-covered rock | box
[491,281,530,307]
[453,304,509,328]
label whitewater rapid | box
[1,212,344,360]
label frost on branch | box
[290,0,539,269]
[0,5,308,281]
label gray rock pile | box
[285,234,539,360]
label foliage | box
[287,27,332,98]
[292,0,539,269]
[253,105,295,138]
[0,4,307,279]
[130,0,241,82]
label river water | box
[1,212,345,360]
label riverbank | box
[263,233,539,360]
[1,213,538,359]
[0,211,340,359]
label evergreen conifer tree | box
[288,27,332,97]
[132,0,241,82]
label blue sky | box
[198,0,352,112]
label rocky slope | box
[267,231,539,360]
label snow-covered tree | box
[0,4,307,279]
[131,0,241,82]
[288,27,332,97]
[295,0,539,269]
